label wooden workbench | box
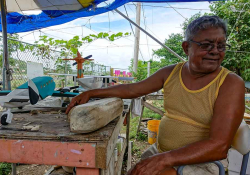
[0,107,128,175]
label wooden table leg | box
[136,102,145,138]
[12,163,16,175]
[76,168,99,175]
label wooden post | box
[1,0,11,90]
[126,99,133,149]
[133,3,141,74]
[136,98,145,138]
[147,61,150,78]
[142,101,164,116]
[11,163,16,175]
[64,60,67,86]
[127,141,133,172]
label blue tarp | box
[1,0,218,34]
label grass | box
[0,163,11,175]
[245,100,250,113]
[120,100,164,161]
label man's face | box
[186,27,226,73]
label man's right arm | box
[66,64,176,114]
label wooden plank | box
[142,101,164,116]
[11,107,67,113]
[126,100,133,148]
[136,104,145,137]
[96,114,124,169]
[0,112,120,143]
[127,141,133,172]
[145,95,163,100]
[115,138,127,175]
[100,150,115,175]
[76,168,99,175]
[0,139,96,168]
[69,98,123,133]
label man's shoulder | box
[160,63,184,75]
[159,64,179,82]
[220,70,245,94]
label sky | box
[17,1,212,71]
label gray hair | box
[185,16,227,41]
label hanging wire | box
[167,3,188,20]
[41,16,95,32]
[40,31,64,39]
[124,5,135,36]
[227,2,249,41]
[32,31,36,42]
[108,12,111,32]
[126,4,210,11]
[19,31,35,38]
[14,0,40,31]
[126,3,136,15]
[142,4,151,60]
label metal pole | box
[64,61,67,87]
[147,61,150,77]
[1,0,11,90]
[240,152,249,175]
[114,9,186,62]
[133,3,141,74]
[11,163,16,175]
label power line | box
[124,5,135,36]
[127,4,210,11]
[40,31,64,39]
[12,1,96,12]
[14,0,41,32]
[167,3,187,20]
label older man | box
[66,16,245,175]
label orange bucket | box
[147,120,161,144]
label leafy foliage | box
[153,33,186,64]
[35,32,131,56]
[0,34,23,68]
[0,163,11,175]
[209,0,250,80]
[134,1,250,81]
[130,33,185,81]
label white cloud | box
[17,2,211,71]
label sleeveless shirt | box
[157,62,231,153]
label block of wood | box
[69,98,123,133]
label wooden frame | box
[0,106,131,175]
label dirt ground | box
[16,164,51,175]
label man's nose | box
[209,45,220,54]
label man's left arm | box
[129,73,245,175]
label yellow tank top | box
[157,62,231,153]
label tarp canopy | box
[2,0,218,34]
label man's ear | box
[182,41,189,56]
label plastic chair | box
[177,120,250,175]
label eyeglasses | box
[189,40,231,52]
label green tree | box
[153,33,186,65]
[131,33,186,81]
[210,0,250,80]
[0,34,21,68]
[56,62,73,74]
[129,59,148,82]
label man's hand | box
[127,154,167,175]
[65,92,90,114]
